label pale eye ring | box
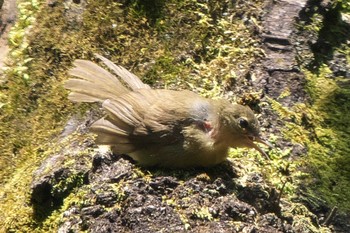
[238,118,249,129]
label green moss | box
[126,0,166,24]
[303,66,350,211]
[268,64,350,212]
[282,203,323,232]
[278,87,292,99]
[52,173,86,200]
[192,206,214,221]
[39,186,92,232]
[110,182,127,204]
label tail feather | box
[69,60,128,93]
[95,54,150,90]
[65,78,121,102]
[65,54,150,103]
[66,92,102,103]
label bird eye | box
[238,118,249,129]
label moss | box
[278,87,292,99]
[126,0,166,25]
[110,181,127,204]
[303,66,350,212]
[268,64,350,212]
[38,186,92,232]
[192,206,214,221]
[51,173,87,200]
[81,0,263,90]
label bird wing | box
[90,89,215,153]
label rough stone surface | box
[0,0,17,80]
[53,151,294,233]
[258,0,309,106]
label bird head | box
[216,103,271,159]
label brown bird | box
[64,54,270,168]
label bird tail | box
[64,54,150,103]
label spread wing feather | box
[101,99,143,132]
[91,117,137,153]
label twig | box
[322,206,338,226]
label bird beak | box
[247,136,272,160]
[254,137,273,148]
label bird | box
[64,54,270,168]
